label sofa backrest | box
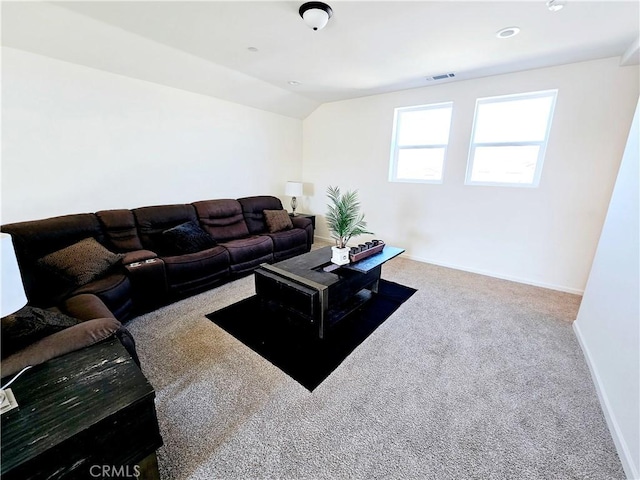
[132,204,197,252]
[1,214,104,306]
[96,209,144,252]
[237,196,284,235]
[192,199,250,242]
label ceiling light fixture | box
[496,27,520,39]
[299,2,333,31]
[288,81,301,86]
[546,0,565,12]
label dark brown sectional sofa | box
[0,194,313,476]
[2,195,313,323]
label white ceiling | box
[2,1,639,118]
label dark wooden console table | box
[255,245,404,339]
[1,338,163,480]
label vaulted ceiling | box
[3,1,638,118]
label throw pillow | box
[264,209,293,233]
[1,306,81,358]
[161,221,216,255]
[37,237,125,289]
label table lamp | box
[1,232,29,414]
[285,181,304,216]
[2,233,27,317]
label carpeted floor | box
[206,279,417,391]
[126,252,624,480]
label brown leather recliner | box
[2,214,135,320]
[238,196,312,261]
[131,204,231,298]
[193,199,273,275]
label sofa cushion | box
[265,228,309,256]
[133,204,198,252]
[161,246,230,292]
[219,236,273,273]
[238,196,284,234]
[264,209,293,233]
[2,213,104,306]
[1,306,80,358]
[96,209,144,252]
[162,221,216,255]
[71,273,133,321]
[0,318,123,378]
[2,214,104,261]
[63,294,116,322]
[192,199,250,242]
[37,237,125,289]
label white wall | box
[1,47,302,224]
[1,2,319,119]
[574,99,639,479]
[302,57,639,293]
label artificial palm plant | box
[325,185,373,249]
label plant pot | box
[331,246,350,265]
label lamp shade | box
[1,233,27,317]
[285,181,304,197]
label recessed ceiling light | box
[247,47,259,52]
[496,27,520,39]
[546,0,565,12]
[288,81,301,86]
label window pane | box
[470,145,540,184]
[398,106,452,146]
[474,95,554,143]
[397,148,445,181]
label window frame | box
[389,101,454,184]
[465,89,558,188]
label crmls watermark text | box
[90,465,141,478]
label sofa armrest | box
[1,318,122,378]
[63,293,116,321]
[290,216,311,230]
[290,216,314,248]
[122,249,157,265]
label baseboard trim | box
[315,236,583,295]
[403,253,584,294]
[573,322,639,480]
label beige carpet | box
[126,251,623,480]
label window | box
[389,102,453,183]
[466,90,557,187]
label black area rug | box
[206,279,416,391]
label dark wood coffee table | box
[255,245,404,339]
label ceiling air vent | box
[426,73,455,81]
